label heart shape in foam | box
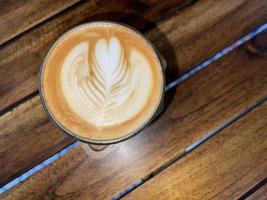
[95,37,122,88]
[61,36,152,127]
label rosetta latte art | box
[61,37,152,127]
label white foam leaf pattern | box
[62,37,141,126]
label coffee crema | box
[41,22,164,141]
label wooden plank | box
[246,181,267,200]
[0,96,72,185]
[0,0,191,185]
[1,0,267,112]
[1,33,267,199]
[0,0,190,112]
[0,0,82,45]
[125,101,267,200]
[1,0,263,186]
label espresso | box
[41,22,164,141]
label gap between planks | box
[1,22,266,117]
[2,0,267,113]
[113,96,267,199]
[0,23,266,194]
[0,0,196,115]
[4,0,267,189]
[237,177,267,200]
[0,0,84,46]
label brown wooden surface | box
[247,181,267,200]
[1,0,267,199]
[0,0,190,186]
[0,0,81,45]
[0,96,71,185]
[1,0,266,187]
[125,101,267,200]
[1,34,267,199]
[0,0,190,112]
[1,0,267,112]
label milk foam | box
[61,36,152,127]
[42,23,164,140]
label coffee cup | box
[39,21,166,150]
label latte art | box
[61,37,150,126]
[41,22,164,141]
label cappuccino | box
[40,22,164,142]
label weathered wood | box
[125,101,267,200]
[1,0,267,112]
[0,0,82,45]
[1,34,267,199]
[0,0,190,112]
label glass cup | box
[39,21,166,151]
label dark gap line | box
[0,90,39,116]
[112,150,187,200]
[142,0,198,33]
[2,22,266,116]
[237,177,267,200]
[185,96,267,153]
[0,141,80,193]
[0,0,195,48]
[0,0,86,48]
[0,0,198,115]
[1,22,266,195]
[112,97,267,200]
[166,23,267,91]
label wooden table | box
[0,0,267,199]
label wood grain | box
[0,0,190,186]
[3,0,265,186]
[0,96,72,185]
[125,101,267,200]
[1,0,267,112]
[0,0,82,45]
[0,0,190,112]
[1,35,267,199]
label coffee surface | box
[41,22,164,141]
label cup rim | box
[39,21,166,145]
